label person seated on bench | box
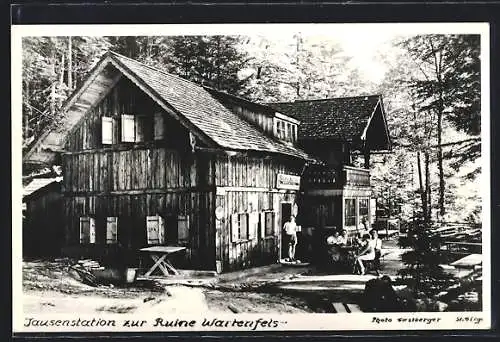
[370,229,383,270]
[326,232,342,264]
[354,234,376,275]
[353,232,364,249]
[338,229,349,246]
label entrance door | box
[280,202,292,259]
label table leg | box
[145,254,168,277]
[163,258,180,275]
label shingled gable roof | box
[24,51,316,165]
[268,95,388,143]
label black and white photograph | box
[12,23,490,332]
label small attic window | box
[273,117,297,143]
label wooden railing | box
[303,169,337,188]
[303,165,370,188]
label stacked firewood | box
[69,259,104,287]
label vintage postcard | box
[12,23,490,333]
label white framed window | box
[260,210,275,238]
[121,114,136,142]
[101,117,114,145]
[231,213,249,242]
[79,217,96,244]
[277,120,286,139]
[106,217,118,244]
[359,198,370,228]
[274,118,297,143]
[344,199,356,227]
[146,214,165,245]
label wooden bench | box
[331,302,362,313]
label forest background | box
[21,33,482,224]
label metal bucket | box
[125,268,138,283]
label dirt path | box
[22,260,314,314]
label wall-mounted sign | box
[277,174,301,190]
[292,203,299,217]
[215,206,224,221]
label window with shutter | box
[248,212,258,240]
[79,217,89,244]
[265,211,274,236]
[146,215,165,245]
[231,214,239,242]
[231,213,251,241]
[79,217,96,244]
[146,215,159,245]
[260,212,266,238]
[121,114,135,142]
[154,112,165,140]
[106,217,118,244]
[135,115,145,143]
[178,215,189,242]
[239,214,248,240]
[101,117,113,145]
[158,215,165,244]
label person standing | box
[370,229,383,271]
[283,215,298,262]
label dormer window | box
[276,120,286,140]
[273,113,299,144]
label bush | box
[397,213,455,297]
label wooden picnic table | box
[139,246,187,277]
[450,253,482,269]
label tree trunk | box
[437,110,445,217]
[416,151,427,219]
[58,52,65,107]
[68,37,73,90]
[50,49,56,117]
[425,151,431,224]
[50,83,56,117]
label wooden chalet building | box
[24,51,317,272]
[23,51,391,272]
[270,97,391,237]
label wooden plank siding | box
[61,147,216,270]
[63,190,215,270]
[213,155,302,272]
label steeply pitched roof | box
[112,53,314,161]
[24,51,316,164]
[268,96,382,141]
